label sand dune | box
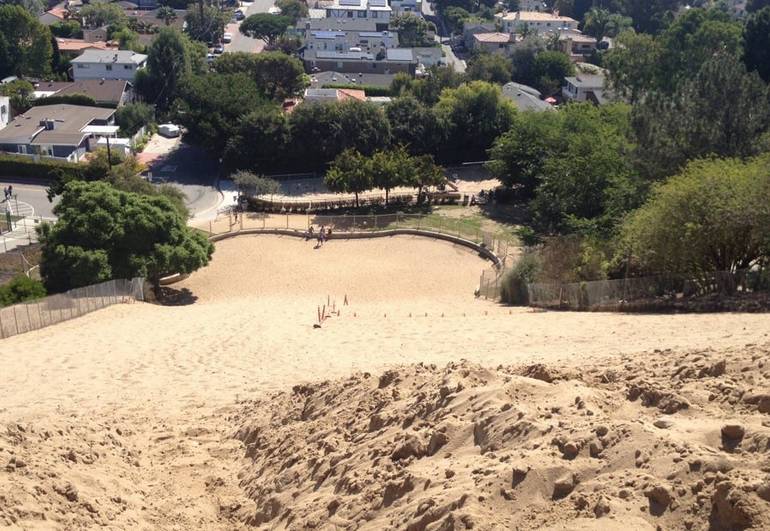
[1,235,768,529]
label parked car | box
[207,53,216,62]
[213,44,224,54]
[234,9,245,20]
[223,32,232,43]
[158,124,181,138]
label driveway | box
[0,180,58,220]
[139,135,222,219]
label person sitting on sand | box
[327,227,332,238]
[308,226,314,240]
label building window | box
[106,64,113,71]
[372,11,377,18]
[357,10,366,17]
[124,65,132,70]
[347,11,353,17]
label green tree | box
[79,2,127,28]
[324,149,373,207]
[632,52,770,180]
[50,19,82,38]
[212,51,259,74]
[288,99,391,169]
[0,78,34,115]
[405,65,466,106]
[743,6,770,83]
[275,0,308,23]
[619,156,770,275]
[435,80,516,162]
[252,52,307,100]
[531,50,574,97]
[111,26,145,53]
[603,31,663,102]
[0,275,46,308]
[0,5,52,78]
[135,28,201,113]
[173,73,266,155]
[411,154,446,204]
[530,103,639,235]
[466,52,512,84]
[156,6,178,26]
[240,13,292,46]
[38,181,213,293]
[231,171,280,198]
[185,4,230,43]
[486,110,564,198]
[223,105,290,172]
[582,7,632,42]
[116,103,155,136]
[510,36,545,88]
[444,7,470,34]
[390,13,436,47]
[370,147,414,205]
[385,96,445,156]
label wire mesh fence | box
[0,278,145,339]
[205,211,519,263]
[527,269,769,311]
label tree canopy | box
[743,6,770,83]
[38,181,213,293]
[620,156,770,275]
[0,4,52,78]
[466,52,513,84]
[390,13,436,47]
[240,13,292,46]
[185,4,230,43]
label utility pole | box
[106,134,113,170]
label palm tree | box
[156,6,177,26]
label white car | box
[158,124,181,138]
[223,32,232,43]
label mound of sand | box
[232,345,770,530]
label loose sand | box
[0,235,768,529]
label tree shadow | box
[156,287,198,306]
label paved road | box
[422,1,466,72]
[225,0,276,54]
[0,180,58,219]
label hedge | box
[0,154,86,183]
[320,83,393,97]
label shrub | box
[32,94,97,107]
[0,275,46,307]
[321,83,393,97]
[500,253,541,305]
[0,154,86,183]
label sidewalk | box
[0,217,48,253]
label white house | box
[562,73,611,103]
[325,0,391,26]
[71,50,148,82]
[496,11,578,35]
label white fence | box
[0,278,144,339]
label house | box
[304,28,399,54]
[0,104,117,162]
[304,48,416,75]
[55,38,116,59]
[308,71,396,88]
[33,80,132,107]
[39,7,67,26]
[0,97,10,130]
[559,30,597,61]
[71,50,148,82]
[303,87,367,104]
[462,22,496,50]
[562,73,614,103]
[390,0,421,16]
[471,32,515,55]
[412,47,445,67]
[501,82,552,112]
[324,0,391,30]
[496,11,578,35]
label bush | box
[31,94,97,107]
[0,154,86,182]
[321,84,393,97]
[0,275,46,307]
[500,253,541,305]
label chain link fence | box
[0,278,145,339]
[527,269,769,311]
[206,212,519,262]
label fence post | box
[12,305,19,336]
[286,213,289,229]
[0,308,5,339]
[25,303,32,332]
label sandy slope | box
[1,235,768,529]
